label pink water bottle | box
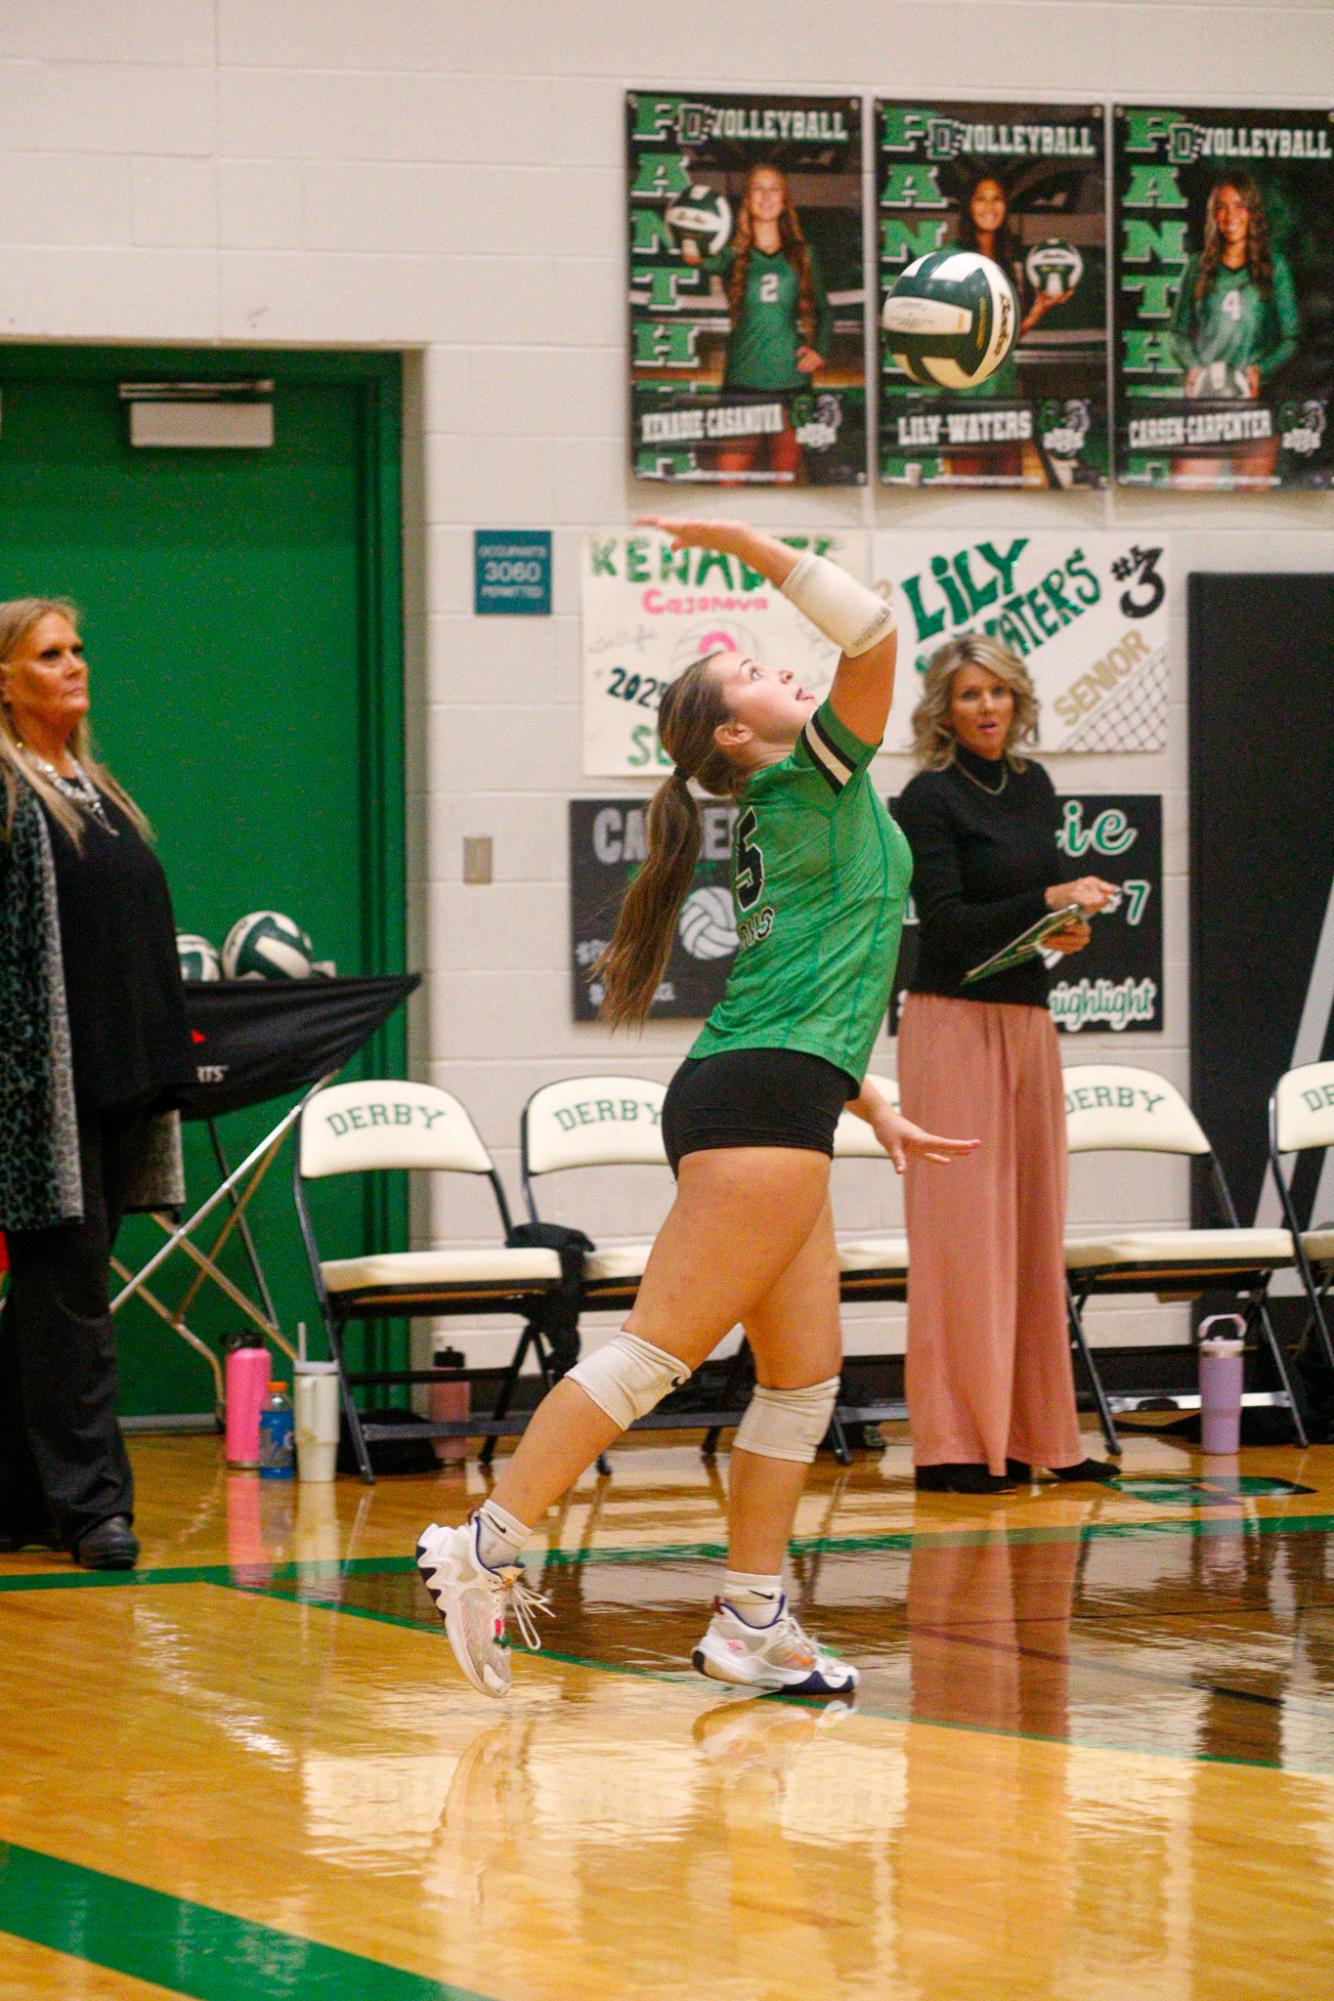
[1198,1313,1246,1456]
[429,1345,471,1464]
[225,1341,272,1468]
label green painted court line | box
[3,1507,1334,1596]
[0,1841,492,2001]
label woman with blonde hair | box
[893,634,1119,1494]
[418,519,976,1700]
[0,598,189,1568]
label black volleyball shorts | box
[661,1047,857,1176]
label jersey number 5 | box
[735,807,766,911]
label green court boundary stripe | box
[219,1578,1334,1780]
[3,1508,1334,1597]
[0,1841,492,2001]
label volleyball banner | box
[626,89,866,486]
[871,530,1171,753]
[581,526,865,776]
[571,795,1161,1029]
[876,99,1109,488]
[1114,104,1334,490]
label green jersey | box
[1170,253,1299,383]
[690,700,913,1087]
[706,245,833,393]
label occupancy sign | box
[581,526,864,776]
[570,793,1162,1032]
[871,529,1170,753]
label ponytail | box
[595,654,743,1030]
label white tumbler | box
[294,1361,341,1482]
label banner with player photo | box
[870,530,1170,753]
[582,526,866,776]
[572,794,1161,1029]
[1114,104,1334,489]
[876,99,1109,488]
[627,89,866,486]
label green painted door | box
[0,348,407,1417]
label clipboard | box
[961,904,1084,986]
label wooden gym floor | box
[2,1427,1333,1999]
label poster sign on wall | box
[571,794,1163,1032]
[1114,104,1334,490]
[581,526,864,776]
[876,99,1109,488]
[627,90,866,487]
[870,530,1170,753]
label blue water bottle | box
[258,1380,295,1480]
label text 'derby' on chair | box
[1062,1064,1304,1451]
[294,1080,562,1482]
[1269,1060,1334,1373]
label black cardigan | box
[893,745,1062,1007]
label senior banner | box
[571,795,1161,1030]
[582,526,866,776]
[627,89,866,486]
[876,98,1109,489]
[871,529,1170,753]
[1114,104,1334,489]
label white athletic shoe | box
[691,1594,859,1696]
[415,1519,551,1699]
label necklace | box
[953,754,1008,798]
[22,747,120,836]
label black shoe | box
[1006,1459,1034,1483]
[915,1463,1015,1495]
[74,1516,140,1571]
[0,1521,62,1554]
[1052,1458,1120,1485]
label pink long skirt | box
[898,992,1085,1475]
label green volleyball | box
[221,910,314,981]
[882,250,1018,390]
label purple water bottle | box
[1198,1313,1246,1456]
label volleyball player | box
[417,519,978,1700]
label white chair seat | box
[322,1247,562,1294]
[583,1242,654,1283]
[1065,1228,1293,1272]
[1300,1227,1334,1265]
[837,1236,910,1274]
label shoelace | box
[501,1571,554,1652]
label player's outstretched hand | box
[871,1106,981,1175]
[634,514,751,555]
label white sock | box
[722,1570,784,1627]
[473,1499,532,1572]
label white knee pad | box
[566,1331,691,1430]
[734,1376,840,1465]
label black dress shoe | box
[74,1516,140,1571]
[1052,1458,1120,1485]
[915,1463,1015,1495]
[0,1523,62,1553]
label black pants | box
[0,1105,151,1548]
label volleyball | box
[1188,360,1253,400]
[664,185,732,258]
[221,910,315,980]
[1024,238,1083,299]
[678,886,738,961]
[882,251,1018,389]
[176,933,221,982]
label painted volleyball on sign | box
[221,911,314,981]
[678,886,738,961]
[882,250,1018,390]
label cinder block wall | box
[3,1,1328,1367]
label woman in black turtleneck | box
[893,635,1119,1496]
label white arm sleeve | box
[779,553,896,658]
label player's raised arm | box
[634,516,897,748]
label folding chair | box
[294,1079,563,1482]
[1268,1060,1334,1373]
[825,1075,910,1460]
[1062,1064,1305,1451]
